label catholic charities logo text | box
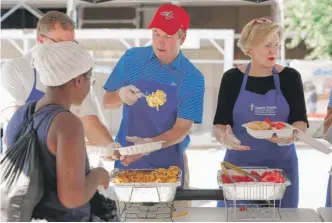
[250,103,277,116]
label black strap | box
[19,102,69,137]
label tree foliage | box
[284,0,332,59]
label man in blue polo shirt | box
[103,3,205,189]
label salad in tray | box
[218,161,290,185]
[218,162,291,201]
[221,169,286,184]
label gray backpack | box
[0,102,55,222]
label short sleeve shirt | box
[104,46,205,150]
[104,46,205,124]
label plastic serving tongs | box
[221,162,275,206]
[220,162,235,183]
[221,161,262,182]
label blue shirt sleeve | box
[103,52,128,92]
[177,72,205,123]
[329,89,332,108]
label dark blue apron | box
[115,61,184,186]
[1,69,44,153]
[26,69,45,102]
[217,63,299,208]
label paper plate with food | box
[242,118,294,139]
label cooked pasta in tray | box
[112,166,181,184]
[105,166,182,202]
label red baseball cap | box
[148,4,190,36]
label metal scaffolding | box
[0,0,285,64]
[1,28,235,72]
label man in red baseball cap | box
[103,4,205,207]
[146,3,191,66]
[148,3,190,36]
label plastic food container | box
[242,122,294,139]
[218,168,291,201]
[86,141,164,157]
[102,168,182,203]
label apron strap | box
[272,66,282,93]
[33,68,38,90]
[240,63,251,91]
[241,63,282,93]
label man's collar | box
[149,46,182,69]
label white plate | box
[86,141,164,157]
[242,122,294,139]
[86,145,115,157]
[119,141,164,155]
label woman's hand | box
[216,125,251,150]
[92,167,111,189]
[120,154,144,166]
[268,129,298,146]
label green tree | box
[284,0,332,60]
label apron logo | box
[171,82,177,86]
[160,11,174,20]
[250,103,277,116]
[250,103,255,112]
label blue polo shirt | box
[104,46,205,152]
[329,89,332,108]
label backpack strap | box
[20,102,69,137]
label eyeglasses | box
[83,69,96,86]
[40,34,78,44]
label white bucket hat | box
[30,41,94,87]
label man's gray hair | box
[37,11,75,36]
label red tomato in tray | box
[244,176,254,182]
[222,174,231,184]
[250,170,261,178]
[264,118,271,123]
[261,175,275,182]
[261,171,272,178]
[260,171,285,183]
[222,171,285,184]
[230,175,244,182]
[275,122,286,130]
[239,206,247,212]
[274,175,285,183]
[273,170,282,174]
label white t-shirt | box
[0,53,97,119]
